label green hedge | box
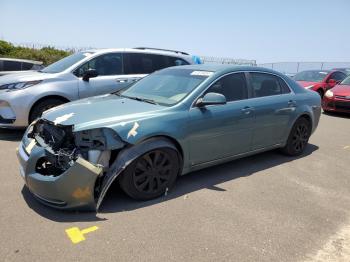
[0,40,72,66]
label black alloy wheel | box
[281,117,311,156]
[291,122,309,153]
[133,150,173,194]
[119,147,180,200]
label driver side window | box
[330,72,346,82]
[74,53,123,77]
[204,73,248,102]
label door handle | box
[241,106,254,114]
[287,100,297,107]
[116,78,129,83]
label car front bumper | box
[322,96,350,114]
[0,90,33,128]
[16,139,103,211]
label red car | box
[294,70,347,97]
[322,76,350,114]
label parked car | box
[0,58,43,76]
[332,68,350,75]
[17,65,321,211]
[0,47,199,127]
[294,70,347,97]
[322,75,350,113]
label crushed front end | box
[17,119,126,210]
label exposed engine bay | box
[27,119,126,177]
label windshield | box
[294,70,329,82]
[340,76,350,85]
[120,68,212,106]
[41,52,94,73]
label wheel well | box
[29,95,70,122]
[140,135,184,160]
[316,88,324,96]
[299,114,312,129]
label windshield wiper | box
[123,95,158,105]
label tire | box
[316,89,324,98]
[119,147,180,200]
[29,98,66,123]
[281,117,311,156]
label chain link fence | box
[13,42,257,66]
[200,56,256,66]
[258,62,350,75]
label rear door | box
[188,72,254,165]
[247,72,295,149]
[123,53,165,84]
[76,53,130,98]
[122,53,190,82]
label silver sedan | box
[0,48,196,128]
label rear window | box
[250,72,290,97]
[166,56,189,66]
[123,53,189,74]
[22,62,34,70]
[294,70,329,82]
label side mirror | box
[196,92,226,107]
[82,69,98,81]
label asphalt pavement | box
[0,112,349,262]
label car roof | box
[82,48,192,58]
[296,69,331,73]
[165,64,280,75]
[0,57,43,64]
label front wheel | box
[119,147,180,200]
[29,98,66,123]
[316,89,324,98]
[281,117,311,156]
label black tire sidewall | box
[119,147,180,200]
[29,99,65,123]
[283,117,311,156]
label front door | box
[76,53,131,98]
[188,72,254,165]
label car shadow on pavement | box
[21,144,318,221]
[0,128,24,141]
[100,144,319,214]
[323,111,350,119]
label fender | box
[96,138,180,210]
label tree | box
[0,40,72,65]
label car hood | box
[42,94,166,132]
[0,71,57,85]
[331,84,350,96]
[296,81,320,88]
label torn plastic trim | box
[74,128,126,151]
[17,137,104,210]
[30,157,103,210]
[96,138,178,210]
[28,119,128,174]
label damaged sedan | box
[17,65,321,211]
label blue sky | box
[0,0,349,63]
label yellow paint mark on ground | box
[65,226,98,244]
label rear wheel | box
[281,117,311,156]
[29,98,66,123]
[119,147,180,200]
[316,89,324,98]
